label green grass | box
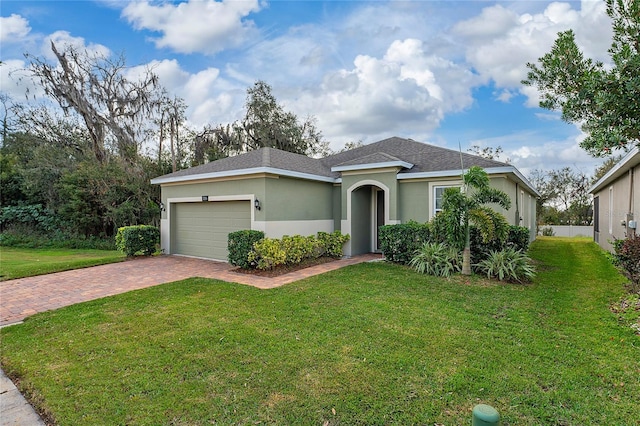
[0,247,124,280]
[1,238,639,425]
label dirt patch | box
[232,257,337,278]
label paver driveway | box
[0,254,381,327]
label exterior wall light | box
[159,202,165,211]
[254,198,261,210]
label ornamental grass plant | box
[475,248,536,283]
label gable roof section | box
[151,147,335,184]
[331,152,413,172]
[589,147,640,194]
[151,136,539,196]
[322,137,505,174]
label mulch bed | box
[232,256,338,278]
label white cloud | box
[43,31,110,60]
[0,14,31,42]
[128,59,245,127]
[286,38,479,148]
[453,1,612,96]
[508,137,598,176]
[452,5,519,40]
[121,0,262,55]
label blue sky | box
[0,0,616,175]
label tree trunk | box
[462,226,472,275]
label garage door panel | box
[173,201,251,260]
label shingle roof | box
[152,136,510,183]
[322,137,506,174]
[152,147,334,182]
[334,152,406,167]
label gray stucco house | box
[590,147,640,251]
[151,137,538,261]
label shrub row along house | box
[151,137,539,261]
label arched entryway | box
[346,181,389,256]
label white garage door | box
[172,201,251,260]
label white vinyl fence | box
[539,225,593,237]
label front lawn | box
[1,238,638,425]
[0,247,124,281]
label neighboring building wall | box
[594,165,640,252]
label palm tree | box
[437,166,512,275]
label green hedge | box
[507,226,532,252]
[470,225,532,266]
[247,231,350,270]
[378,221,431,264]
[317,231,350,258]
[228,230,265,269]
[381,222,531,267]
[115,225,159,257]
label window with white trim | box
[433,185,460,216]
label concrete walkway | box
[1,369,45,426]
[0,253,382,425]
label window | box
[433,185,460,216]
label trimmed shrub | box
[475,248,536,283]
[228,230,265,269]
[246,231,350,270]
[248,237,287,270]
[470,225,532,265]
[115,225,159,257]
[469,226,503,265]
[281,235,318,264]
[508,226,532,252]
[317,231,350,258]
[613,234,640,293]
[379,221,431,264]
[409,242,461,277]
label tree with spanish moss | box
[26,42,164,163]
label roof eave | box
[150,167,337,185]
[397,166,541,197]
[331,160,414,173]
[589,146,640,194]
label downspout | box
[515,182,520,225]
[628,168,635,235]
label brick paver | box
[0,254,382,327]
